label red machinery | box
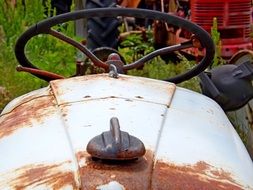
[191,0,252,59]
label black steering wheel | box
[15,8,214,84]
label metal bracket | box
[109,64,119,78]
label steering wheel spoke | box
[123,40,194,71]
[49,29,108,70]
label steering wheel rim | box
[15,8,215,83]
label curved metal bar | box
[16,65,65,79]
[123,41,193,70]
[48,29,108,70]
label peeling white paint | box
[96,181,125,190]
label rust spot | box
[2,92,51,115]
[166,85,176,107]
[1,162,78,189]
[75,150,245,189]
[152,161,244,190]
[135,96,143,99]
[0,96,56,139]
[76,150,154,190]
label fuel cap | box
[86,117,146,160]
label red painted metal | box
[191,0,252,58]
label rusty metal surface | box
[16,65,65,81]
[76,150,246,190]
[1,74,253,189]
[155,86,253,189]
[0,86,51,115]
[76,150,154,190]
[0,87,80,189]
[152,160,244,190]
[0,162,78,190]
[0,95,56,139]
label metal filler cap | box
[86,117,146,160]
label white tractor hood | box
[0,74,253,189]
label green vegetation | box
[0,0,76,109]
[210,17,225,67]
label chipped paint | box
[96,181,125,190]
[0,95,56,139]
[1,152,245,189]
[75,150,246,189]
[0,162,78,189]
[0,87,51,115]
[151,161,244,190]
[76,150,154,190]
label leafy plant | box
[0,0,76,110]
[119,29,154,62]
[210,17,225,67]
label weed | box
[210,17,226,67]
[0,0,76,109]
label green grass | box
[0,0,77,109]
[0,0,200,110]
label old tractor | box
[83,0,253,159]
[0,7,253,189]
